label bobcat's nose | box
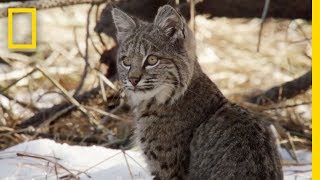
[129,76,141,87]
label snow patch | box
[0,139,311,179]
[0,139,151,180]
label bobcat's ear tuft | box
[154,5,184,39]
[111,8,136,41]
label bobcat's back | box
[190,103,282,179]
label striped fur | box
[112,5,282,180]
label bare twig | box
[289,38,312,44]
[124,152,149,172]
[76,151,122,176]
[95,69,118,91]
[89,4,103,56]
[286,132,299,163]
[282,161,311,166]
[256,0,270,52]
[99,76,107,102]
[0,126,34,136]
[35,66,101,128]
[97,32,107,47]
[89,33,103,56]
[0,68,37,93]
[294,20,311,45]
[54,163,59,180]
[122,150,134,180]
[36,91,64,103]
[189,0,196,32]
[73,27,85,59]
[84,105,127,121]
[263,101,311,111]
[241,101,311,112]
[74,4,94,97]
[16,152,79,179]
[94,1,107,47]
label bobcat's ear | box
[154,5,184,39]
[111,8,136,41]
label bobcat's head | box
[112,5,196,106]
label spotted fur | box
[112,5,282,180]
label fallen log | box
[248,69,311,105]
[17,87,102,128]
[95,0,311,37]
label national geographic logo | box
[7,8,36,49]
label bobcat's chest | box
[136,116,192,179]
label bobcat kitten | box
[111,5,282,180]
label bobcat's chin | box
[125,83,179,106]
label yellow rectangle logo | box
[8,8,37,49]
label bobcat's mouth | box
[125,83,175,105]
[126,85,155,92]
[134,86,155,92]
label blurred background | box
[0,0,312,178]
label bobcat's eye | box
[121,57,131,67]
[146,55,159,66]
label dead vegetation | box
[0,1,311,168]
